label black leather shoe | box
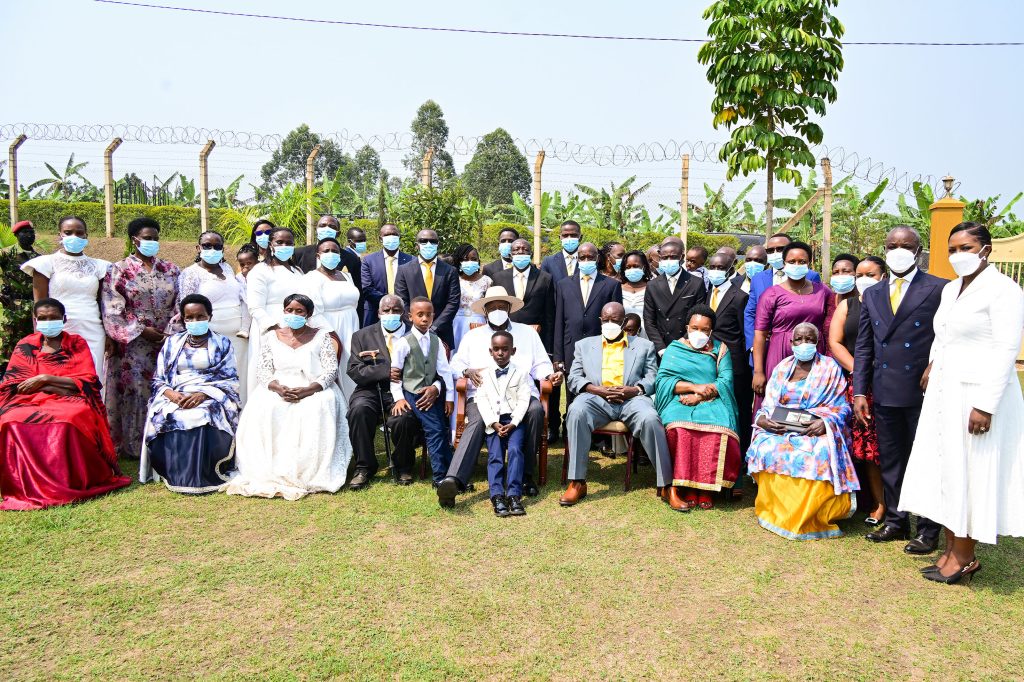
[904,534,938,555]
[396,473,414,486]
[492,495,511,517]
[523,478,539,498]
[865,525,908,543]
[547,430,561,445]
[436,476,461,508]
[508,496,526,516]
[349,469,372,490]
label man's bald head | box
[600,301,625,325]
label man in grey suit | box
[558,302,673,508]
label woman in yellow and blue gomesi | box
[746,322,859,540]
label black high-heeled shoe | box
[923,558,980,584]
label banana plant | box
[217,183,320,245]
[26,153,96,200]
[575,176,652,234]
[209,174,246,210]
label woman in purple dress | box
[101,217,181,459]
[751,241,834,408]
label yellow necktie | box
[581,275,591,306]
[890,278,904,312]
[386,256,396,295]
[567,257,576,277]
[424,262,434,296]
[710,287,720,311]
[515,272,526,299]
[386,332,394,358]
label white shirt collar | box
[419,257,436,266]
[380,322,407,338]
[891,267,918,284]
[713,279,732,295]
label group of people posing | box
[1,213,1021,585]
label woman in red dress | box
[0,298,130,510]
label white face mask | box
[948,250,986,277]
[885,248,917,274]
[601,321,623,341]
[855,276,880,295]
[487,309,509,327]
[688,330,710,349]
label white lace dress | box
[301,270,361,399]
[245,262,305,396]
[453,275,492,349]
[225,328,351,500]
[21,252,111,385]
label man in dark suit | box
[706,252,752,454]
[743,234,821,356]
[553,242,623,402]
[361,223,413,326]
[855,226,946,554]
[345,226,368,258]
[492,238,555,352]
[482,227,519,280]
[643,238,707,357]
[394,229,461,350]
[346,295,422,487]
[540,220,583,439]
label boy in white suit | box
[475,330,532,517]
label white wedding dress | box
[899,266,1024,544]
[225,328,351,500]
[301,270,361,400]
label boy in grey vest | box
[390,297,455,484]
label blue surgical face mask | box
[744,261,766,278]
[61,235,88,254]
[792,342,817,362]
[419,242,438,261]
[767,252,785,270]
[613,258,623,273]
[317,227,338,241]
[578,260,598,276]
[281,313,306,330]
[36,319,65,338]
[498,242,513,259]
[200,249,224,265]
[185,320,210,336]
[830,274,855,294]
[659,259,681,277]
[136,239,160,257]
[624,267,645,283]
[511,254,532,271]
[353,241,367,254]
[707,269,729,287]
[460,261,480,276]
[319,252,342,270]
[254,234,271,249]
[561,237,580,254]
[382,235,401,252]
[381,313,403,333]
[784,263,809,280]
[273,245,295,262]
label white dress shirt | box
[389,327,455,402]
[450,321,553,400]
[889,267,918,309]
[664,271,680,295]
[709,278,732,309]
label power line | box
[92,0,1024,47]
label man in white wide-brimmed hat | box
[436,285,563,508]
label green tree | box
[404,100,456,181]
[574,176,652,234]
[26,153,98,200]
[352,145,386,200]
[260,124,353,192]
[461,128,531,206]
[391,180,475,254]
[698,0,844,235]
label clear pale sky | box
[2,0,1021,210]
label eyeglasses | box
[418,238,439,244]
[254,229,273,236]
[200,244,224,251]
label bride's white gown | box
[225,328,351,500]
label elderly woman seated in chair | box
[745,323,860,540]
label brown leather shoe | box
[558,481,587,507]
[667,486,691,513]
[657,486,670,503]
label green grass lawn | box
[1,447,1022,681]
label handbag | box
[770,405,816,432]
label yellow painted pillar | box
[928,194,965,280]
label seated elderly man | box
[346,294,423,488]
[559,301,672,507]
[436,285,563,508]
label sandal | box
[697,493,714,510]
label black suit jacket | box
[642,270,708,354]
[853,271,946,407]
[346,322,404,403]
[394,258,461,349]
[553,272,623,366]
[710,283,750,377]
[482,257,512,280]
[540,252,573,284]
[493,265,555,353]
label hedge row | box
[3,200,739,261]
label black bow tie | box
[495,367,510,378]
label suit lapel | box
[623,338,638,384]
[568,273,585,309]
[583,337,601,382]
[718,286,740,314]
[523,267,539,299]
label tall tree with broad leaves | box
[461,127,531,206]
[261,124,353,192]
[352,145,387,200]
[698,0,844,235]
[403,100,456,182]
